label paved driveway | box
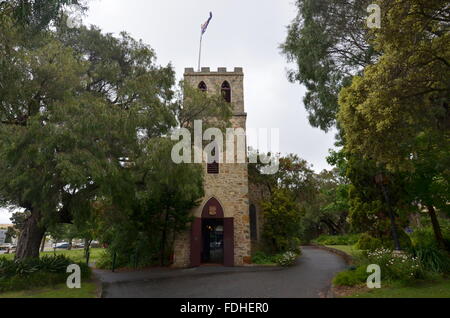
[95,246,347,298]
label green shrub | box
[333,266,367,286]
[274,250,300,267]
[251,251,277,265]
[411,245,450,274]
[95,248,156,270]
[314,234,361,246]
[0,255,91,292]
[389,230,413,251]
[252,249,301,266]
[95,250,114,269]
[362,248,425,284]
[356,230,413,251]
[410,226,450,251]
[356,233,383,251]
[261,189,302,253]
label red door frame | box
[190,198,234,267]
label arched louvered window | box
[250,204,257,241]
[198,81,207,92]
[207,144,219,174]
[221,81,231,103]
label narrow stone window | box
[250,204,257,241]
[198,81,207,92]
[207,145,219,174]
[221,81,231,103]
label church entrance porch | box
[190,198,235,267]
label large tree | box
[0,12,177,259]
[338,0,450,249]
[0,0,87,31]
[281,0,377,131]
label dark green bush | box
[315,234,361,246]
[333,266,367,286]
[0,255,91,292]
[356,233,383,251]
[411,245,450,274]
[388,230,413,250]
[252,249,301,266]
[356,230,412,251]
[95,247,162,270]
[411,226,450,250]
[251,251,278,265]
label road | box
[96,246,347,298]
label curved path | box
[96,246,347,298]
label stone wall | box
[184,67,246,115]
[248,181,271,252]
[172,229,190,268]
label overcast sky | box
[0,0,337,224]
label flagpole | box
[198,31,203,72]
[198,12,212,72]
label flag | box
[201,12,213,35]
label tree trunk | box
[40,233,46,252]
[68,238,73,250]
[427,205,446,250]
[84,238,92,265]
[15,210,46,261]
[84,238,92,257]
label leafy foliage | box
[314,234,360,246]
[261,189,301,253]
[275,251,300,267]
[411,245,450,274]
[355,233,383,251]
[333,265,368,287]
[281,0,377,131]
[1,0,88,31]
[0,255,90,292]
[251,250,301,267]
[250,153,351,244]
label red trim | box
[201,198,224,219]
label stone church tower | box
[172,67,252,267]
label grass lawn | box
[348,279,450,298]
[0,282,98,298]
[0,248,105,264]
[325,245,362,257]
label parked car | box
[0,244,15,254]
[90,240,101,248]
[73,242,85,249]
[54,242,70,249]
